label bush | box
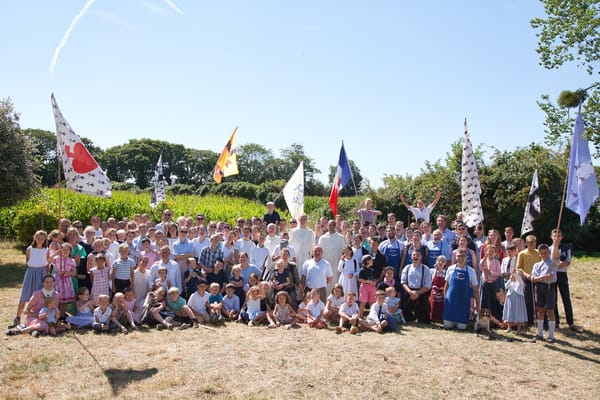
[12,204,58,244]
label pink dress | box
[90,267,110,306]
[25,289,60,333]
[53,255,76,303]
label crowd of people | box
[6,196,579,342]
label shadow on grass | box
[0,263,25,288]
[70,331,159,395]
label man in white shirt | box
[318,219,345,293]
[301,245,333,302]
[289,214,315,268]
[148,245,182,292]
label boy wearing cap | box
[263,201,281,225]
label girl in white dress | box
[338,246,359,297]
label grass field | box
[1,241,599,400]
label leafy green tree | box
[531,0,600,153]
[0,98,36,206]
[235,143,277,184]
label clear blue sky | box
[0,1,586,188]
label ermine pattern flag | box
[213,127,239,183]
[461,119,483,227]
[521,169,540,235]
[329,143,353,217]
[283,162,304,218]
[150,153,166,208]
[566,106,599,225]
[51,94,111,198]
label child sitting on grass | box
[66,287,95,329]
[385,286,406,325]
[295,292,311,324]
[271,291,296,329]
[239,285,267,327]
[93,294,115,333]
[223,283,240,320]
[337,291,361,334]
[187,279,210,325]
[324,284,345,325]
[208,282,224,322]
[307,289,326,329]
[362,290,392,333]
[111,292,137,333]
[165,287,196,329]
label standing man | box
[551,229,580,332]
[198,234,224,275]
[155,209,176,232]
[435,215,456,248]
[378,227,405,275]
[301,245,333,302]
[501,227,515,252]
[401,251,432,323]
[318,220,346,293]
[516,235,541,325]
[289,214,315,268]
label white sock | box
[537,320,544,337]
[548,321,556,339]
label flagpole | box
[556,149,570,230]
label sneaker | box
[209,314,217,322]
[156,324,164,331]
[569,325,583,333]
[218,314,223,322]
[179,323,191,330]
[284,324,292,330]
[335,326,343,334]
[5,328,21,336]
[546,337,555,343]
[267,323,277,329]
[534,335,544,342]
[8,316,20,329]
[350,326,359,334]
[31,330,40,338]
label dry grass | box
[1,240,599,399]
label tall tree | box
[531,0,600,153]
[0,98,36,206]
[236,143,277,184]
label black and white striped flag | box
[521,169,540,236]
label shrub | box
[12,204,58,244]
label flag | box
[329,143,353,217]
[566,106,599,225]
[461,119,484,227]
[150,153,166,208]
[213,127,239,183]
[51,94,112,198]
[283,161,304,218]
[521,169,541,236]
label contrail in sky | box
[163,0,183,15]
[49,0,97,74]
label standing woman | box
[8,230,48,329]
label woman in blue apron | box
[443,249,480,330]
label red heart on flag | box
[64,142,98,174]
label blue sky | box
[0,1,587,188]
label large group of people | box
[6,195,579,342]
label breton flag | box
[461,119,484,227]
[521,169,541,236]
[566,106,599,225]
[150,153,166,208]
[283,161,304,219]
[51,94,112,198]
[213,127,239,183]
[329,143,353,217]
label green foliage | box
[13,204,59,244]
[558,89,588,108]
[0,98,37,207]
[531,0,600,154]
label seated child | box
[208,282,224,322]
[306,289,326,329]
[239,285,267,327]
[324,284,345,324]
[93,294,116,333]
[39,295,69,336]
[385,286,406,325]
[271,291,296,328]
[165,287,196,329]
[111,292,137,333]
[295,292,311,324]
[187,279,211,325]
[361,290,392,333]
[222,283,241,320]
[338,291,361,334]
[66,287,95,329]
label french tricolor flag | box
[329,143,353,217]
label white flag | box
[51,94,112,198]
[282,161,304,218]
[521,170,541,236]
[150,153,166,208]
[461,119,484,228]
